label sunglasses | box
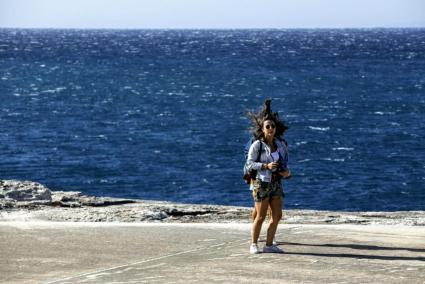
[265,124,276,129]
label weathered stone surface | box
[0,180,51,202]
[51,191,82,203]
[1,180,424,225]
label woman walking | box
[245,100,289,254]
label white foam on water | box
[41,87,66,94]
[308,118,328,122]
[309,126,330,131]
[374,111,395,115]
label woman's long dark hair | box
[247,99,289,140]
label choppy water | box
[0,28,424,211]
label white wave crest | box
[309,126,330,131]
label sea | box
[0,28,424,211]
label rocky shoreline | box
[1,179,424,225]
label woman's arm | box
[246,141,263,171]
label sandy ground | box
[1,221,424,284]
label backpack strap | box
[256,140,262,163]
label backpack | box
[242,138,262,184]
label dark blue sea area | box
[0,28,424,211]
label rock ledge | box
[1,180,424,225]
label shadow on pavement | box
[273,242,425,261]
[282,251,425,261]
[280,241,425,253]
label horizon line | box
[1,26,425,31]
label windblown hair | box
[247,99,289,140]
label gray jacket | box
[245,138,289,182]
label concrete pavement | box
[1,222,424,283]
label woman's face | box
[262,120,276,138]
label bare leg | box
[268,206,273,223]
[250,179,256,222]
[268,205,274,243]
[252,206,257,222]
[253,205,272,222]
[266,197,282,246]
[251,199,269,244]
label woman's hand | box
[265,162,279,170]
[279,169,291,178]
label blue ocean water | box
[0,28,424,211]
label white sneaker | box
[250,243,260,254]
[263,245,284,253]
